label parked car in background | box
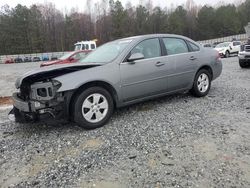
[40,51,89,67]
[10,34,222,129]
[14,57,23,63]
[33,57,41,62]
[212,42,222,48]
[238,38,250,68]
[24,57,32,62]
[42,55,49,61]
[4,58,14,64]
[215,41,241,58]
[201,43,212,48]
[51,56,58,60]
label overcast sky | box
[0,0,240,13]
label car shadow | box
[1,118,81,137]
[2,91,212,136]
[113,92,192,118]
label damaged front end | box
[9,64,101,123]
[9,79,64,122]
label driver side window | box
[130,38,161,59]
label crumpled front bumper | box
[8,107,38,123]
[12,92,45,112]
[12,93,30,112]
[8,93,40,122]
[9,92,64,122]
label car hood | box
[15,63,102,89]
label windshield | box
[59,52,76,60]
[80,40,132,63]
[74,44,82,51]
[216,42,230,48]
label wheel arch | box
[190,65,213,97]
[67,81,119,119]
[196,65,213,80]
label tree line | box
[0,0,250,55]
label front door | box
[120,38,168,102]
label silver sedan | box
[11,34,222,129]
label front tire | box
[225,50,230,58]
[191,69,212,97]
[239,60,249,68]
[73,87,114,129]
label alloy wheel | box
[81,93,109,123]
[197,73,209,93]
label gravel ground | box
[0,57,250,188]
[0,62,42,97]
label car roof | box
[116,34,194,42]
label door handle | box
[190,56,197,61]
[155,61,165,67]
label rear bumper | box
[212,60,223,80]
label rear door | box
[120,38,168,102]
[232,41,241,53]
[161,37,198,91]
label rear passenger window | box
[131,38,161,59]
[162,38,189,55]
[233,41,241,46]
[189,42,200,51]
[91,44,95,49]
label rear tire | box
[191,69,212,97]
[73,87,114,129]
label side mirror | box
[127,53,144,63]
[229,46,232,50]
[69,57,74,61]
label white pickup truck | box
[239,23,250,68]
[238,41,250,68]
[74,41,97,51]
[215,41,241,58]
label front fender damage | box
[11,64,101,122]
